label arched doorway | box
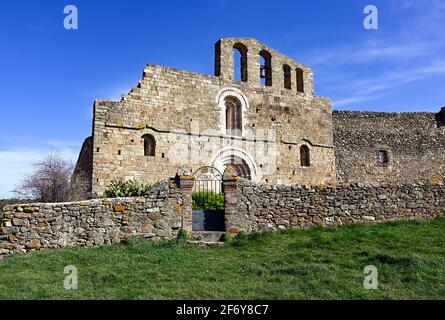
[210,147,259,182]
[223,157,252,180]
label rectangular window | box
[378,150,389,164]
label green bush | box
[122,235,139,246]
[192,192,224,210]
[176,229,189,243]
[222,232,235,243]
[236,231,248,241]
[103,180,152,198]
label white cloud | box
[0,147,78,199]
[333,95,380,107]
[303,1,445,110]
[306,40,435,67]
[332,59,445,108]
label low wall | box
[224,178,445,233]
[3,175,445,257]
[0,178,193,257]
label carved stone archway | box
[209,147,259,182]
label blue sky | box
[0,0,444,198]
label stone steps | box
[186,241,225,247]
[190,231,225,243]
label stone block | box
[26,239,41,249]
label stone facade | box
[0,178,193,256]
[333,110,445,184]
[73,136,93,192]
[73,38,445,195]
[224,178,445,233]
[75,38,336,196]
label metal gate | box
[192,166,225,231]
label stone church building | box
[74,38,445,196]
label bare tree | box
[13,153,89,203]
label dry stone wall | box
[2,174,445,257]
[0,179,192,257]
[224,178,445,233]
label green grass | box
[1,218,445,300]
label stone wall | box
[72,136,93,194]
[224,177,445,233]
[87,37,336,196]
[215,38,315,95]
[333,110,445,184]
[0,178,193,257]
[3,174,445,257]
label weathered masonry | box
[224,177,445,233]
[3,39,445,257]
[333,110,445,184]
[75,38,336,197]
[0,177,194,256]
[2,176,444,256]
[74,38,445,197]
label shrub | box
[222,232,235,243]
[103,180,152,198]
[223,231,251,247]
[122,235,139,246]
[13,153,89,203]
[177,229,189,243]
[192,192,224,210]
[236,231,248,241]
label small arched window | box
[225,97,242,136]
[300,145,310,167]
[233,43,248,82]
[143,134,156,157]
[259,50,272,86]
[283,64,291,89]
[296,68,304,93]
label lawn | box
[0,218,444,300]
